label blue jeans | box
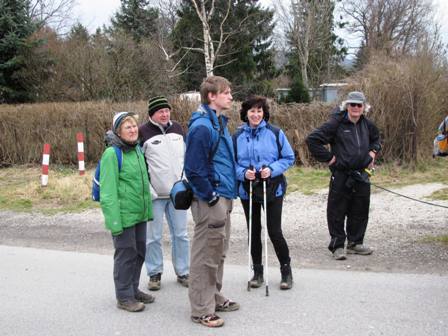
[145,198,190,277]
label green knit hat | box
[148,96,171,116]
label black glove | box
[208,193,220,207]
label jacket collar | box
[148,117,172,133]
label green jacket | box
[100,146,153,235]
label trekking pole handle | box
[261,165,269,181]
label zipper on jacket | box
[354,123,361,156]
[136,148,148,216]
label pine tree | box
[111,0,159,42]
[0,0,37,103]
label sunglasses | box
[349,103,363,108]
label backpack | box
[92,146,123,201]
[170,117,223,209]
[433,116,448,157]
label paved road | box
[1,245,447,336]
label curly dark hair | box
[240,95,270,122]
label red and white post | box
[76,132,85,176]
[41,143,51,186]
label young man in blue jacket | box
[184,76,238,328]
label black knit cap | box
[148,96,171,116]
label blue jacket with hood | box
[233,120,295,200]
[184,104,237,201]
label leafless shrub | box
[2,72,443,167]
[0,99,332,166]
[353,53,447,164]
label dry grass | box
[0,158,445,214]
[0,165,96,214]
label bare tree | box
[27,0,75,32]
[276,0,336,88]
[188,0,232,76]
[342,0,434,58]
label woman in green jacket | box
[100,111,154,312]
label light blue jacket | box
[233,120,295,200]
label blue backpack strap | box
[113,146,123,171]
[232,126,245,162]
[266,123,282,158]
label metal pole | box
[247,180,253,291]
[263,178,269,296]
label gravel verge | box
[1,183,447,275]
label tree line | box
[0,0,445,106]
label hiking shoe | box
[191,314,224,328]
[148,273,161,291]
[177,274,189,288]
[116,299,145,312]
[135,290,155,304]
[215,299,240,312]
[249,264,264,288]
[347,244,373,255]
[280,264,293,290]
[333,248,347,260]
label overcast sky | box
[74,0,448,44]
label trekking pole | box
[247,173,253,291]
[262,166,269,297]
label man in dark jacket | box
[306,91,381,260]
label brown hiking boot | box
[135,290,155,304]
[148,273,161,291]
[177,274,189,288]
[116,300,145,312]
[215,299,240,312]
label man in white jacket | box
[139,96,190,290]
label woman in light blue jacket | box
[233,95,295,290]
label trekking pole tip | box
[265,286,269,297]
[247,281,251,292]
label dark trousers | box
[327,171,370,252]
[241,196,290,266]
[112,221,147,301]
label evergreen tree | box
[111,0,159,42]
[69,23,90,42]
[286,76,310,103]
[0,0,37,103]
[172,0,277,97]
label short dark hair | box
[240,95,270,122]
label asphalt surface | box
[1,245,447,336]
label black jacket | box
[306,107,381,171]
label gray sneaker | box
[347,244,373,255]
[333,248,347,260]
[148,273,161,291]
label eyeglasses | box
[349,103,363,108]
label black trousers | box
[327,171,370,252]
[112,221,147,301]
[241,196,291,266]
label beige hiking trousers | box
[188,197,233,317]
